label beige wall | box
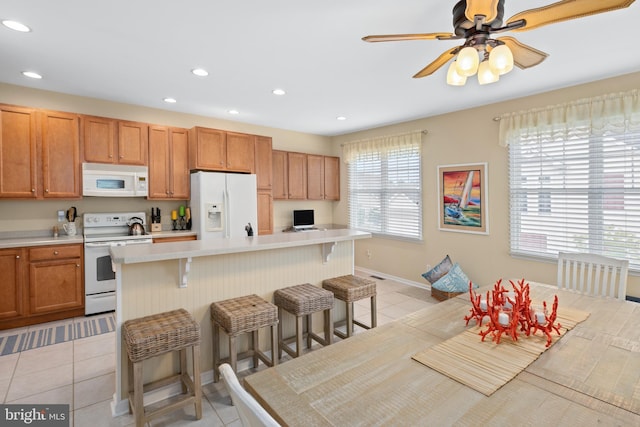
[331,71,640,299]
[0,83,335,232]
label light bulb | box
[446,61,467,86]
[455,47,479,77]
[477,61,499,85]
[489,44,513,75]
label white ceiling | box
[1,1,639,136]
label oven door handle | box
[84,241,116,248]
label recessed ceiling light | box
[191,68,208,77]
[2,20,31,32]
[272,89,286,96]
[22,71,42,79]
[228,109,240,115]
[336,116,347,121]
[163,97,177,103]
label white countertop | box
[110,228,371,264]
[0,235,84,249]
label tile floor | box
[0,273,438,426]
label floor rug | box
[0,312,116,356]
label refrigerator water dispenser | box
[206,203,223,231]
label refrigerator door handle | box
[224,187,230,238]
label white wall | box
[331,71,640,299]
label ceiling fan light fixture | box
[455,47,479,77]
[446,61,467,86]
[488,44,513,75]
[477,60,499,85]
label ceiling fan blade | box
[507,0,636,32]
[465,0,501,22]
[413,47,458,78]
[496,37,548,69]
[362,32,454,42]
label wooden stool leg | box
[346,301,354,337]
[192,344,202,420]
[180,348,187,394]
[370,295,377,328]
[278,307,284,359]
[270,324,278,366]
[133,361,145,427]
[325,308,333,345]
[127,359,134,414]
[229,335,238,374]
[306,314,312,349]
[295,314,303,357]
[252,330,259,368]
[213,323,220,382]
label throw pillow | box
[431,263,477,292]
[421,255,453,284]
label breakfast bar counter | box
[108,229,370,415]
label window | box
[344,132,422,240]
[504,89,640,270]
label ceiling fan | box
[362,0,636,85]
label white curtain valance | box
[498,89,640,147]
[342,131,422,163]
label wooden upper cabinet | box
[287,152,307,199]
[189,127,226,171]
[272,150,288,200]
[81,116,148,165]
[254,136,273,190]
[226,132,254,173]
[148,126,189,200]
[307,154,325,200]
[0,105,38,198]
[257,190,273,235]
[40,110,81,198]
[324,156,340,200]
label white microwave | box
[82,163,148,197]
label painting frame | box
[437,162,489,235]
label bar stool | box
[122,308,202,427]
[211,294,278,382]
[274,283,334,358]
[322,275,377,339]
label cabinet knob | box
[31,188,36,193]
[119,155,124,159]
[54,250,59,255]
[45,189,49,193]
[16,255,20,259]
[76,264,81,268]
[109,154,113,158]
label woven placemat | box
[412,306,590,396]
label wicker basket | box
[431,287,464,301]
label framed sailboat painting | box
[437,163,488,234]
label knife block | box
[151,223,162,232]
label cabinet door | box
[226,132,254,173]
[255,136,272,190]
[118,121,148,165]
[148,126,171,198]
[257,190,273,235]
[324,156,341,200]
[307,154,325,200]
[287,152,307,199]
[0,105,38,198]
[189,127,226,170]
[0,248,24,319]
[81,115,116,163]
[272,150,288,200]
[41,111,81,198]
[169,127,190,199]
[29,257,83,315]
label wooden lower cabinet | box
[0,244,84,330]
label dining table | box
[243,281,640,426]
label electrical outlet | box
[366,249,372,259]
[57,210,65,222]
[425,264,431,271]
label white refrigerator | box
[190,171,258,239]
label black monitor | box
[293,209,314,230]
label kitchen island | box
[108,228,370,415]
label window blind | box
[348,144,422,240]
[509,127,640,270]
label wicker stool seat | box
[211,294,278,382]
[123,308,202,427]
[322,275,377,339]
[274,283,334,358]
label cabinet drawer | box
[29,245,82,261]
